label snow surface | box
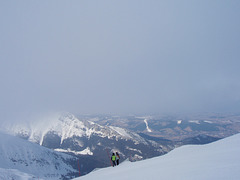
[74,133,240,180]
[55,147,93,155]
[109,126,133,139]
[0,132,77,179]
[144,119,152,132]
[0,168,42,180]
[189,120,200,124]
[177,120,182,124]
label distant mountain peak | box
[1,112,149,148]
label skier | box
[116,152,120,165]
[111,153,116,167]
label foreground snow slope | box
[75,133,240,180]
[0,168,38,180]
[0,132,78,179]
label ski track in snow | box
[144,119,152,132]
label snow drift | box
[75,133,240,180]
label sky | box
[0,0,240,121]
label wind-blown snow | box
[0,113,87,145]
[74,133,240,180]
[0,112,145,146]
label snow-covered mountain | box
[1,113,150,148]
[1,112,174,175]
[74,133,240,180]
[0,132,78,179]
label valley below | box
[1,112,240,179]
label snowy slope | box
[0,168,38,180]
[0,132,78,179]
[1,113,171,176]
[74,133,240,180]
[0,112,168,163]
[1,112,147,146]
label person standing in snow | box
[116,152,120,165]
[111,153,116,167]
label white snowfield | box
[0,132,77,180]
[0,168,39,180]
[75,133,240,180]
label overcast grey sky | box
[0,0,240,120]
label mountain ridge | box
[74,133,240,180]
[0,112,174,175]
